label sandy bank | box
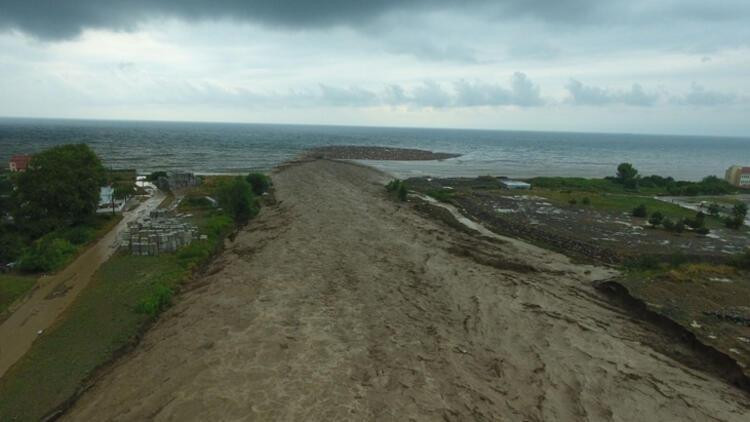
[64,159,748,421]
[307,145,460,161]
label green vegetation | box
[386,179,409,201]
[12,144,105,236]
[724,203,748,230]
[216,176,259,223]
[0,178,239,421]
[246,172,271,196]
[0,274,36,314]
[632,204,647,218]
[425,189,454,203]
[1,145,122,272]
[18,237,76,273]
[529,163,738,197]
[648,211,664,226]
[0,255,187,421]
[707,202,721,216]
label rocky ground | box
[306,145,460,161]
[64,159,749,421]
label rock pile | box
[307,146,461,161]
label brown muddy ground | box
[65,159,749,421]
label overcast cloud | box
[0,0,748,135]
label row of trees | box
[615,163,737,195]
[1,145,108,269]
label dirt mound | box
[65,160,749,421]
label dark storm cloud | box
[8,0,741,41]
[566,80,659,107]
[0,0,460,39]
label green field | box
[0,196,234,421]
[531,189,725,228]
[0,274,37,315]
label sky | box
[0,1,749,136]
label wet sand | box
[65,159,748,421]
[0,190,165,378]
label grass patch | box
[0,255,187,421]
[0,274,37,314]
[425,189,454,203]
[0,185,237,421]
[533,190,725,228]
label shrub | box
[672,219,685,233]
[216,177,258,223]
[135,284,174,317]
[385,179,402,192]
[18,237,76,273]
[662,218,675,231]
[581,197,591,205]
[385,179,408,201]
[685,211,706,229]
[61,226,95,245]
[246,173,271,196]
[568,198,577,205]
[725,216,744,230]
[694,227,710,235]
[707,202,721,216]
[733,203,748,219]
[648,211,664,226]
[397,182,408,201]
[632,204,647,218]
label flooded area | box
[0,188,165,378]
[407,177,750,262]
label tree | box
[12,144,105,236]
[616,163,639,184]
[246,173,271,196]
[217,176,257,223]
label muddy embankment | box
[64,159,749,421]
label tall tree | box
[616,163,639,183]
[13,144,105,236]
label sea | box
[1,118,748,181]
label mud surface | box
[65,160,749,421]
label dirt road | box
[0,190,165,378]
[66,160,749,421]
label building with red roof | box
[8,155,31,172]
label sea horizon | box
[2,116,749,181]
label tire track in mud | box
[65,159,749,421]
